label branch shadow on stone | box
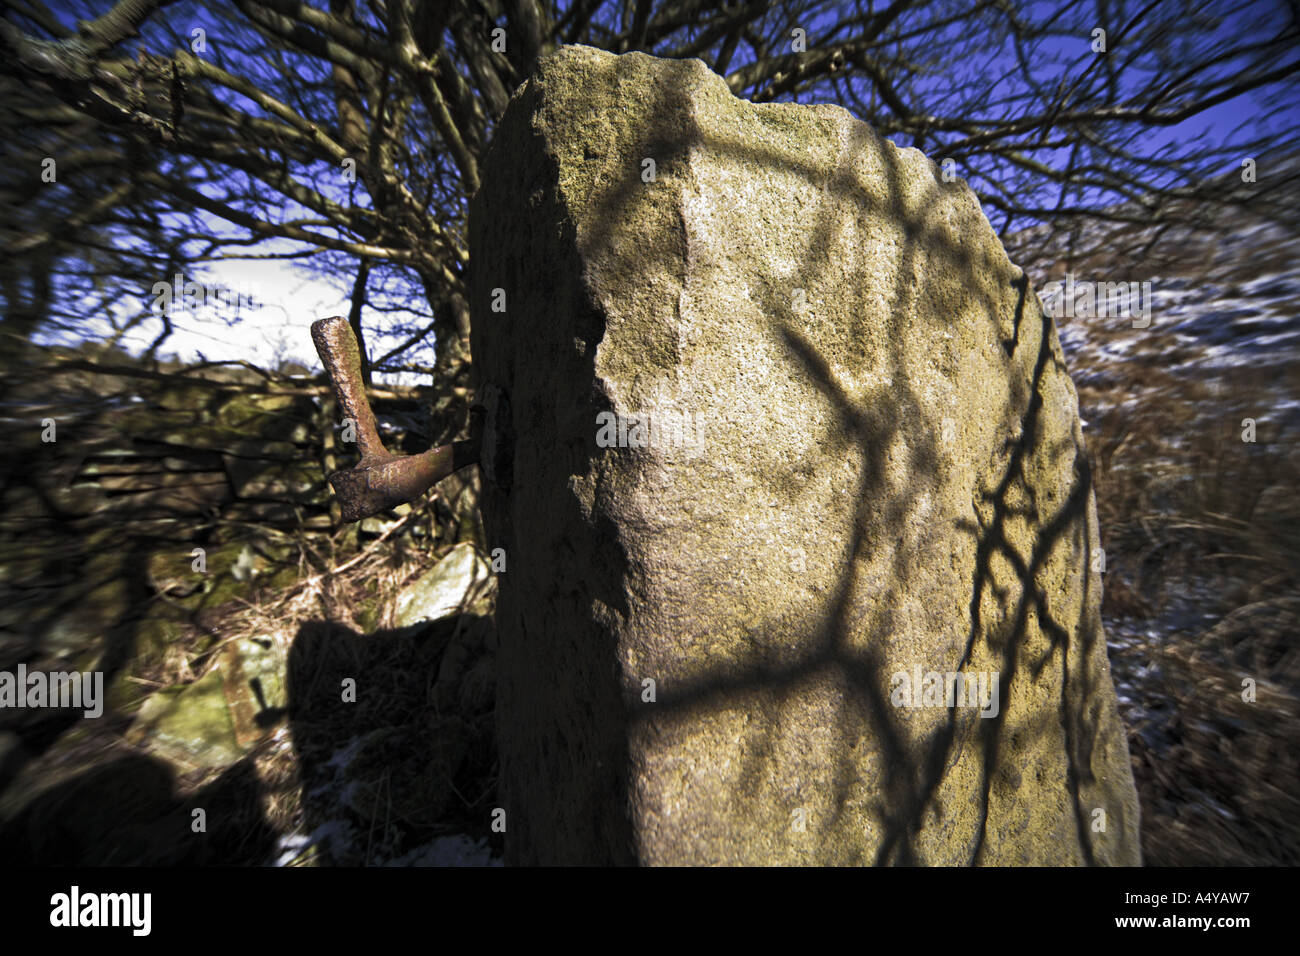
[477,50,1122,864]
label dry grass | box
[1076,344,1300,865]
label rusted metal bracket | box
[310,315,480,524]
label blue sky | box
[25,0,1300,381]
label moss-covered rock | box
[147,539,297,612]
[126,668,244,771]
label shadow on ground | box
[285,612,499,865]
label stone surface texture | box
[470,44,1140,865]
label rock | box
[359,516,400,535]
[222,453,324,502]
[147,539,294,611]
[392,543,491,628]
[126,668,244,771]
[215,392,313,442]
[429,614,497,715]
[93,475,232,516]
[43,576,133,655]
[122,606,189,670]
[117,628,287,767]
[218,635,289,748]
[470,45,1140,865]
